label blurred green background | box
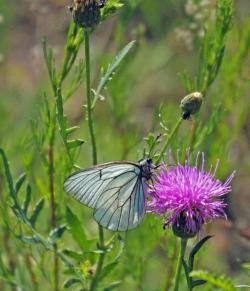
[0,0,250,290]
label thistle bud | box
[180,91,203,120]
[70,0,106,28]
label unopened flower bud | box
[70,0,106,28]
[180,92,203,120]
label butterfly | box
[64,158,154,232]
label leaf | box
[65,206,91,250]
[101,0,124,22]
[190,270,236,291]
[103,281,122,291]
[92,40,136,108]
[242,263,250,270]
[192,279,207,288]
[64,278,82,288]
[49,225,67,243]
[18,235,41,245]
[98,261,118,282]
[182,258,191,283]
[22,184,32,214]
[29,198,45,227]
[14,173,26,194]
[67,139,85,149]
[62,249,85,261]
[42,38,58,91]
[64,60,85,101]
[0,148,16,199]
[66,126,80,136]
[189,236,212,270]
[98,236,125,282]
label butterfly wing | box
[64,162,146,231]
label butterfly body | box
[64,158,153,231]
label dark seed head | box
[71,0,106,28]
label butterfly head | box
[139,158,154,180]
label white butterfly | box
[64,158,154,231]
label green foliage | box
[182,236,213,290]
[101,0,124,22]
[65,206,93,250]
[198,0,234,94]
[92,40,136,108]
[190,270,236,291]
[0,0,249,290]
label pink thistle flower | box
[148,152,235,238]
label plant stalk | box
[48,125,59,291]
[84,29,97,165]
[189,119,197,153]
[156,117,183,165]
[173,238,187,291]
[84,28,106,291]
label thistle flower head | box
[71,0,106,28]
[147,152,235,238]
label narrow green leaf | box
[98,261,118,282]
[92,40,136,108]
[182,258,193,290]
[49,224,67,242]
[189,236,212,270]
[65,206,91,250]
[42,38,58,91]
[62,249,85,261]
[18,235,41,245]
[182,258,191,282]
[103,281,122,291]
[98,235,125,282]
[0,148,16,199]
[29,198,45,227]
[192,279,207,288]
[242,263,250,270]
[22,184,32,214]
[101,0,124,22]
[67,139,85,149]
[190,270,236,291]
[66,126,80,136]
[14,173,26,194]
[64,278,82,288]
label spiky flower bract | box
[148,152,235,238]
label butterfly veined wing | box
[64,162,147,231]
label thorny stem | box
[173,238,187,291]
[84,28,106,291]
[48,125,59,291]
[156,117,183,165]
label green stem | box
[90,225,106,291]
[156,117,183,165]
[48,124,59,291]
[84,29,97,165]
[173,238,187,291]
[84,28,105,291]
[189,118,197,153]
